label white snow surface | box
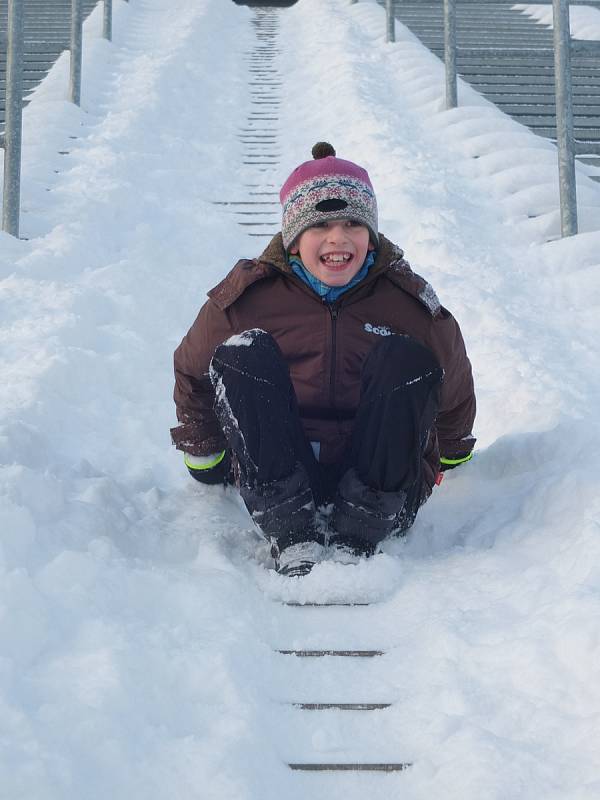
[2,0,600,797]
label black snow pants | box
[209,328,443,553]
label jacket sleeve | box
[171,299,235,456]
[430,308,476,464]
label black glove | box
[185,450,232,486]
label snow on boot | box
[276,541,327,577]
[327,541,368,565]
[240,464,322,552]
[329,467,407,553]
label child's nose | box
[327,223,347,241]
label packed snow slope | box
[2,0,600,797]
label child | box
[171,142,476,576]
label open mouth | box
[320,252,354,270]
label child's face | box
[290,220,374,287]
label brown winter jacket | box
[171,233,476,495]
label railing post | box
[386,0,395,43]
[444,0,458,109]
[552,0,578,237]
[2,0,24,238]
[69,0,83,105]
[103,0,113,41]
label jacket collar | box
[208,232,441,318]
[257,233,441,317]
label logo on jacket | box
[364,322,393,337]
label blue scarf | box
[289,250,376,303]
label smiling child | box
[171,142,476,577]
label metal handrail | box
[386,0,395,43]
[553,0,578,236]
[69,0,83,104]
[1,0,122,237]
[2,0,24,237]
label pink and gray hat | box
[280,142,378,250]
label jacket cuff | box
[185,451,232,486]
[170,420,226,456]
[440,452,473,471]
[184,451,226,471]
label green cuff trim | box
[440,452,473,467]
[184,451,226,471]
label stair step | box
[233,211,278,216]
[470,75,600,86]
[512,116,600,129]
[293,703,391,710]
[574,141,600,155]
[525,124,600,137]
[483,92,600,102]
[457,66,600,77]
[498,104,600,115]
[284,602,371,607]
[212,201,279,206]
[288,762,411,772]
[278,649,384,657]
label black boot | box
[239,463,323,552]
[240,464,324,577]
[329,467,406,555]
[241,464,325,576]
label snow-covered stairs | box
[212,7,281,242]
[274,601,413,776]
[386,0,600,179]
[212,8,416,769]
[0,0,98,134]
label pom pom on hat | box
[311,141,336,159]
[280,142,378,250]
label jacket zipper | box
[329,305,339,408]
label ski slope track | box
[1,0,600,797]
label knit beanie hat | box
[280,142,378,250]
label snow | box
[1,0,600,797]
[223,331,261,347]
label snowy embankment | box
[1,0,600,797]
